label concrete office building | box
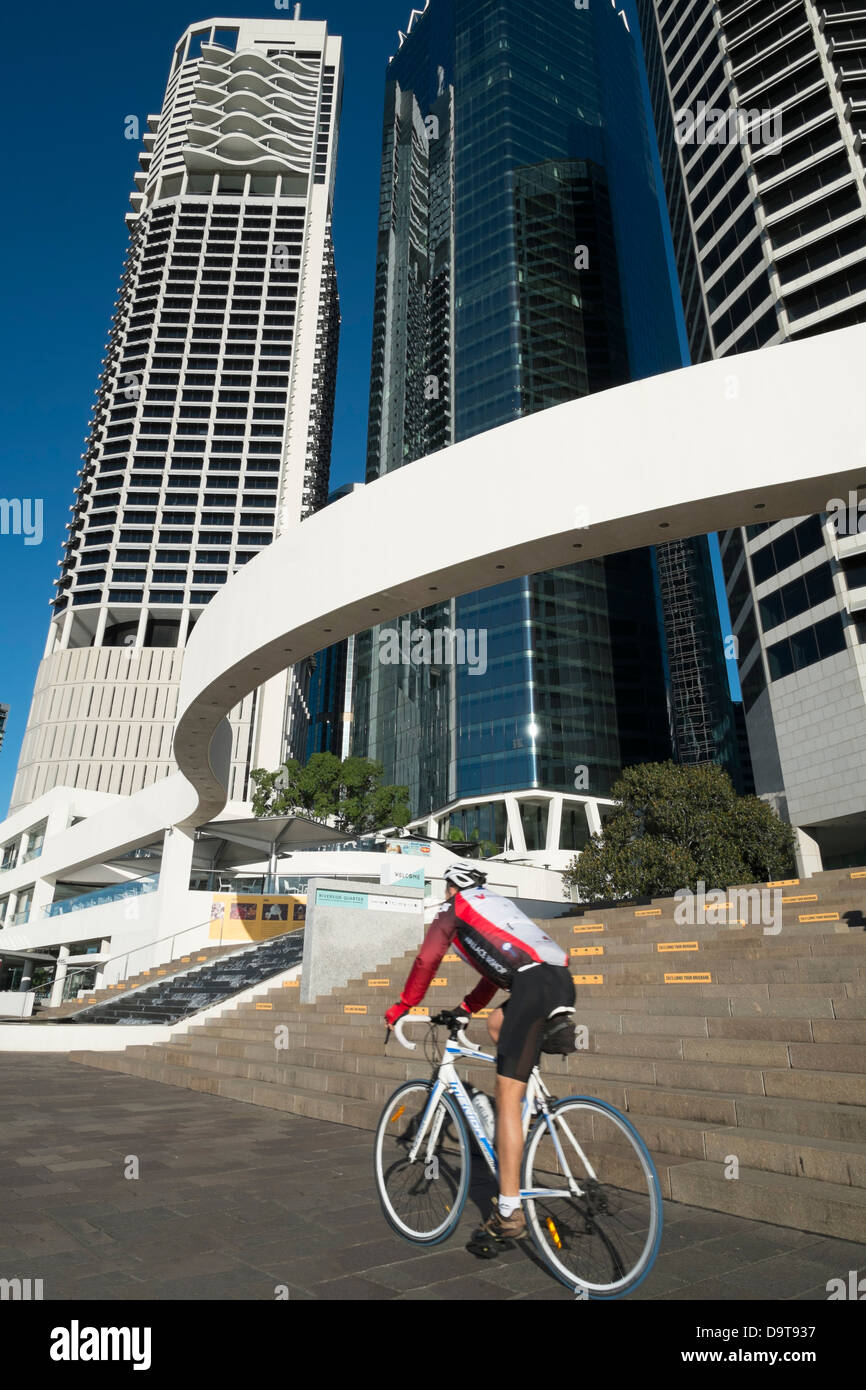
[636,0,866,868]
[10,14,343,814]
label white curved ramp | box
[174,325,866,825]
[24,325,866,881]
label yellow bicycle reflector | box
[546,1218,563,1250]
[391,1106,405,1123]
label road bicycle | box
[373,1012,662,1298]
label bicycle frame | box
[397,1018,596,1202]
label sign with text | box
[315,888,424,915]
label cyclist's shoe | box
[467,1200,527,1258]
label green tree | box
[250,753,411,836]
[563,761,796,903]
[446,827,499,858]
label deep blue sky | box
[0,0,736,812]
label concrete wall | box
[0,991,35,1019]
[300,878,425,1004]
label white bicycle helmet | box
[443,864,487,890]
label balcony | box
[39,874,159,919]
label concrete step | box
[701,1126,866,1187]
[624,1085,866,1143]
[667,1162,866,1242]
[36,942,244,1018]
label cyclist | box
[385,864,575,1248]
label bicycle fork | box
[408,1079,449,1166]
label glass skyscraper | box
[353,0,739,820]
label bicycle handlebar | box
[393,1013,482,1054]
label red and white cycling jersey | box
[398,886,568,1014]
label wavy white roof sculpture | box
[21,325,866,886]
[174,325,866,826]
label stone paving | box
[1,1055,864,1302]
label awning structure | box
[193,815,358,884]
[197,814,355,857]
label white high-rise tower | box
[10,15,343,814]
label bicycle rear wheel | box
[522,1096,662,1297]
[374,1080,470,1245]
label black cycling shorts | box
[496,963,575,1083]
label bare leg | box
[495,1074,526,1197]
[487,1009,525,1202]
[487,1008,503,1047]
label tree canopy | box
[563,761,796,903]
[250,753,411,836]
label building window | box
[767,614,847,681]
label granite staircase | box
[57,931,303,1026]
[71,868,866,1239]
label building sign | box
[380,859,425,890]
[209,894,306,942]
[315,888,423,915]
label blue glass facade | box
[353,0,736,814]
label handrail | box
[101,914,224,986]
[100,916,305,990]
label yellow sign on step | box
[851,871,866,880]
[572,974,604,985]
[282,979,299,988]
[181,956,190,962]
[635,909,662,917]
[768,878,799,887]
[657,942,699,952]
[409,1007,429,1015]
[573,923,605,933]
[799,912,839,922]
[443,953,460,961]
[368,979,390,987]
[255,1002,273,1011]
[664,973,711,984]
[782,894,817,903]
[431,978,447,986]
[475,1009,492,1019]
[570,946,604,956]
[345,1005,367,1015]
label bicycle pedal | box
[466,1231,511,1260]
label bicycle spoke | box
[375,1082,470,1243]
[523,1099,661,1296]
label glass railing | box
[40,875,159,919]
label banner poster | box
[209,894,306,941]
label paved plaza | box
[1,1055,863,1302]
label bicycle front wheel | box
[374,1080,470,1245]
[522,1096,662,1298]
